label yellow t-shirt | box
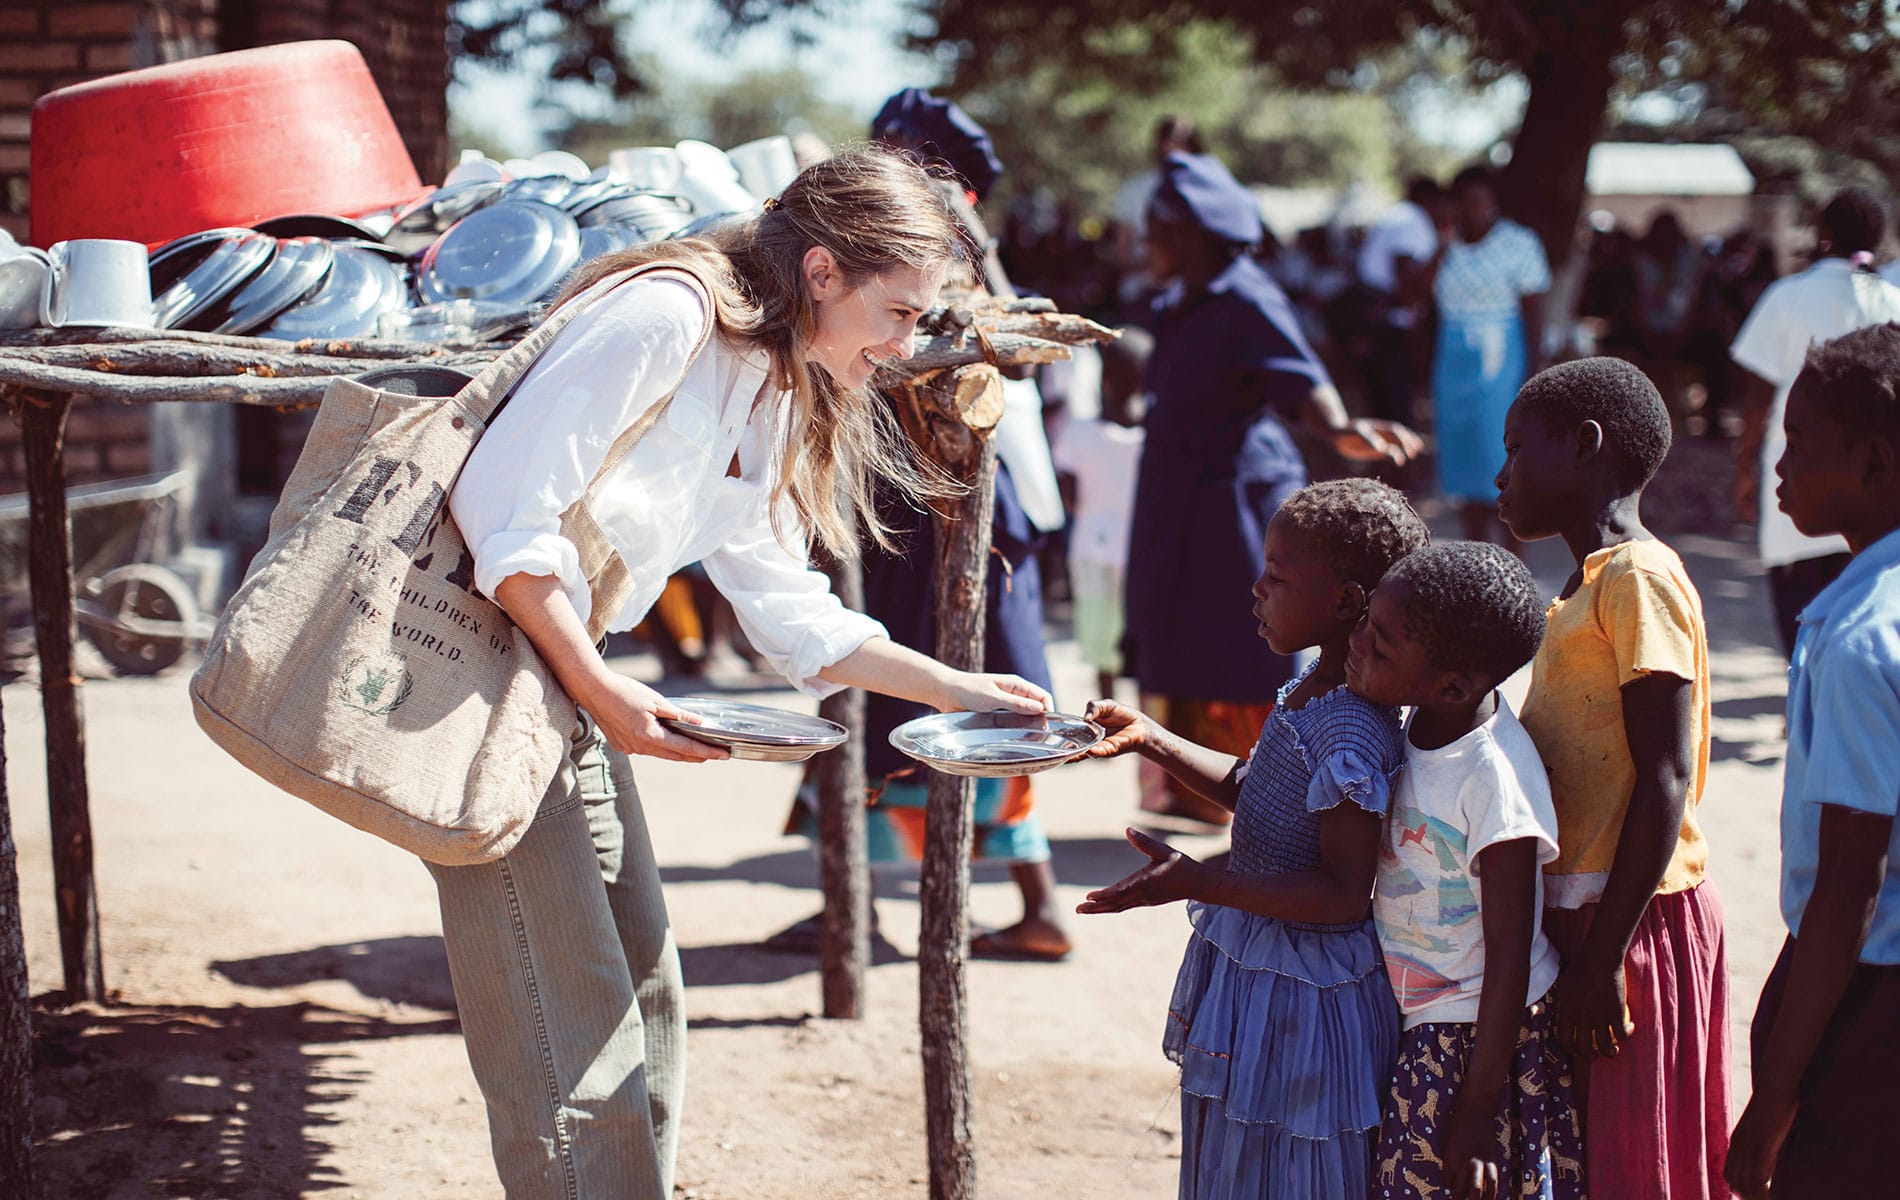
[1518,539,1711,908]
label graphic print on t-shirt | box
[1379,811,1477,1009]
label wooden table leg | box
[0,669,34,1193]
[20,391,103,1003]
[919,436,996,1200]
[816,551,869,1020]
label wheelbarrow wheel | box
[84,564,198,675]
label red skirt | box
[1544,879,1733,1200]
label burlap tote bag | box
[191,262,716,865]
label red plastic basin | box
[30,40,423,248]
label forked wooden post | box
[895,362,1005,1200]
[18,390,104,1003]
[816,549,869,1019]
[0,683,33,1192]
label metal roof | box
[1585,142,1755,197]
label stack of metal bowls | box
[146,171,742,343]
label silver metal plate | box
[887,711,1104,777]
[416,200,581,307]
[256,246,409,340]
[659,696,848,763]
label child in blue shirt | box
[1727,322,1900,1199]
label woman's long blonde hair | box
[555,145,970,557]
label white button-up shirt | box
[449,275,887,696]
[1730,258,1900,567]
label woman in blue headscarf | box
[1124,152,1419,821]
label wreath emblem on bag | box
[339,652,414,716]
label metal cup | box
[40,238,155,328]
[0,245,51,329]
[725,136,799,201]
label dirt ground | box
[7,443,1794,1199]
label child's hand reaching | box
[1076,828,1209,914]
[1082,699,1153,759]
[1551,957,1636,1060]
[1440,1096,1503,1200]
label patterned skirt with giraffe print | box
[1371,992,1586,1199]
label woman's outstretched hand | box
[587,674,731,763]
[1076,827,1209,914]
[1330,418,1425,467]
[939,671,1051,714]
[1082,698,1153,759]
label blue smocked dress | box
[1166,672,1406,1199]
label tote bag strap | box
[539,263,721,642]
[449,258,721,428]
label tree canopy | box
[451,0,1899,271]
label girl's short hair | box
[1512,356,1672,489]
[1820,187,1886,257]
[1799,322,1900,443]
[558,145,974,557]
[1274,478,1430,589]
[1381,542,1546,683]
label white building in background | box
[1585,142,1799,269]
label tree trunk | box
[0,681,33,1195]
[20,392,105,1003]
[1498,10,1629,281]
[816,550,869,1021]
[919,437,997,1200]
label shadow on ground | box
[212,937,456,1013]
[32,999,456,1200]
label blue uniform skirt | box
[1431,312,1526,503]
[1168,902,1399,1198]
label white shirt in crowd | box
[448,275,886,697]
[1050,417,1144,572]
[1355,200,1438,297]
[1374,696,1562,1029]
[1729,259,1900,568]
[1882,259,1900,289]
[993,375,1067,534]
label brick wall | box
[252,0,452,185]
[0,0,221,246]
[0,395,152,486]
[0,0,450,496]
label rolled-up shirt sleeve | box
[448,276,707,626]
[701,501,889,698]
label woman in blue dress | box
[1122,152,1418,822]
[1419,164,1550,546]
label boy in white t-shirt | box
[1347,542,1584,1199]
[1052,329,1150,696]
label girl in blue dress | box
[1080,478,1430,1198]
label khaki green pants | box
[428,717,683,1199]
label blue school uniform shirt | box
[1782,523,1900,964]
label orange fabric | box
[1519,540,1711,898]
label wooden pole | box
[815,549,869,1020]
[19,391,104,1002]
[919,431,998,1200]
[0,682,33,1192]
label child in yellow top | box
[1498,357,1731,1200]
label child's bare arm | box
[1077,805,1381,924]
[1441,838,1540,1200]
[1083,699,1244,811]
[1727,806,1891,1199]
[1553,671,1693,1058]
